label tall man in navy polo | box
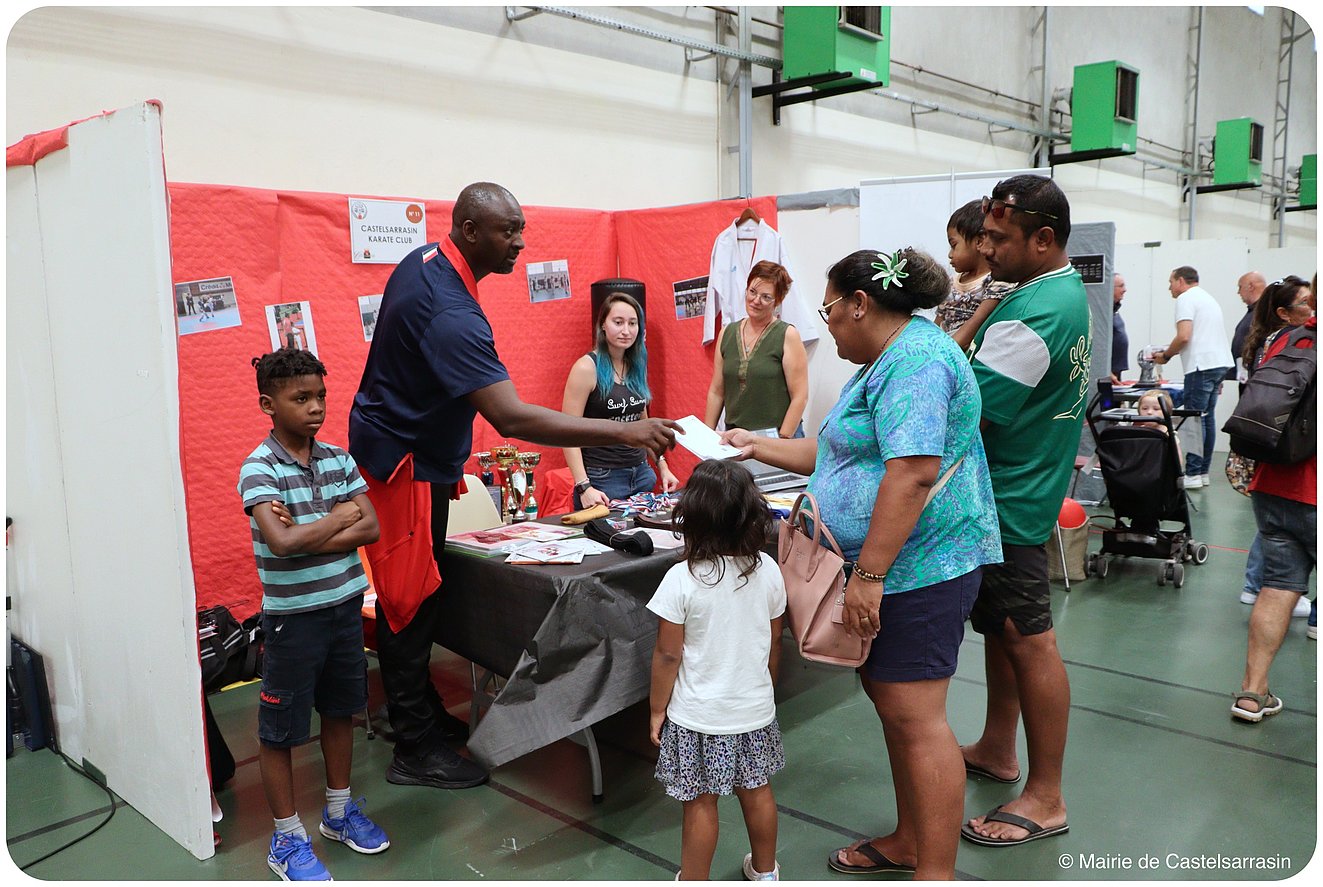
[350,182,680,789]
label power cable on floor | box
[17,756,117,871]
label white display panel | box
[859,168,1049,283]
[5,102,213,859]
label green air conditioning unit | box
[1212,117,1263,186]
[1069,61,1138,154]
[1299,154,1316,208]
[783,6,890,89]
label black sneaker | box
[387,743,489,789]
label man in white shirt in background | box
[1152,266,1234,489]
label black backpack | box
[197,606,263,692]
[1223,324,1316,464]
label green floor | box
[7,461,1317,880]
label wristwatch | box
[574,479,592,495]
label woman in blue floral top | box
[723,248,1001,880]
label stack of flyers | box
[505,541,587,565]
[447,522,582,556]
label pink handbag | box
[777,461,963,667]
[777,492,869,667]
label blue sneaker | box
[268,831,332,881]
[319,797,390,854]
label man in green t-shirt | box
[959,175,1090,849]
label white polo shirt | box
[1173,285,1233,373]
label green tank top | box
[720,319,793,431]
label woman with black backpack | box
[1232,273,1317,723]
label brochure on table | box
[447,523,582,556]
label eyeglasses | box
[818,294,846,323]
[747,289,776,305]
[981,195,1059,222]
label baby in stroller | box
[1133,390,1181,461]
[1085,386,1207,586]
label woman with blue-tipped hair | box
[562,291,678,509]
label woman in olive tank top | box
[561,292,678,509]
[704,261,809,438]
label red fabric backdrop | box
[614,196,779,483]
[169,183,776,619]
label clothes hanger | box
[736,205,761,239]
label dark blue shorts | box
[258,594,367,749]
[859,568,982,683]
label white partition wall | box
[5,102,214,859]
[1111,237,1315,453]
[859,169,1049,275]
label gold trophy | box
[475,451,502,516]
[475,451,494,487]
[517,452,541,520]
[490,443,520,524]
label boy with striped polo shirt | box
[239,348,387,881]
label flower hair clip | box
[870,250,909,288]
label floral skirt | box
[654,718,785,801]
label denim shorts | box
[576,461,657,508]
[1251,491,1317,595]
[258,594,368,749]
[859,568,982,682]
[969,544,1052,637]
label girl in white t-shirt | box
[647,459,787,881]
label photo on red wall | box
[526,259,572,303]
[358,294,383,341]
[175,276,242,335]
[672,275,708,320]
[264,301,318,355]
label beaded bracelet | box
[852,564,887,584]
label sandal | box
[1231,690,1283,723]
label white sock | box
[274,814,306,840]
[325,786,351,821]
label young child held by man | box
[237,348,386,881]
[935,199,1014,352]
[647,459,787,881]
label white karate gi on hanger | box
[702,218,820,345]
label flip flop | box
[827,840,915,874]
[960,805,1069,847]
[964,760,1022,784]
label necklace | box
[612,361,626,383]
[870,317,910,366]
[737,318,775,390]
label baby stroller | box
[1082,388,1209,587]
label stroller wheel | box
[1171,562,1185,587]
[1192,543,1209,565]
[1096,555,1109,579]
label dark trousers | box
[373,482,451,753]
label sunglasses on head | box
[981,195,1059,222]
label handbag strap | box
[924,456,964,507]
[786,456,964,559]
[788,492,845,558]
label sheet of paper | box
[506,541,586,564]
[674,415,741,460]
[637,527,685,550]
